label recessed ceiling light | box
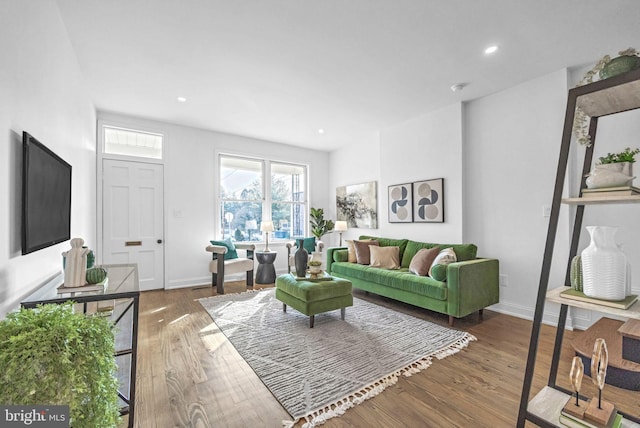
[177,97,187,103]
[317,129,325,135]
[484,45,499,55]
[450,83,466,92]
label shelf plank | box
[547,286,640,320]
[577,77,640,117]
[562,195,640,205]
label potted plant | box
[574,48,640,146]
[0,302,121,428]
[309,207,335,240]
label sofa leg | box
[479,309,484,321]
[309,315,315,328]
[448,315,454,327]
[283,303,287,313]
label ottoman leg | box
[341,307,345,320]
[309,315,315,328]
[283,303,287,313]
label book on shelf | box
[581,186,640,197]
[560,288,638,310]
[57,277,108,294]
[559,412,622,428]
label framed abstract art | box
[412,178,444,223]
[388,183,413,223]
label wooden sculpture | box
[563,356,587,418]
[584,338,615,425]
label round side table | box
[255,251,277,284]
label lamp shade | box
[260,221,274,232]
[335,221,348,232]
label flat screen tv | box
[21,132,72,255]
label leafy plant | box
[0,303,120,428]
[309,207,334,240]
[308,260,322,267]
[598,147,640,164]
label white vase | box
[585,163,634,188]
[581,226,627,300]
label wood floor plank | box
[130,284,639,428]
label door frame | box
[96,117,168,289]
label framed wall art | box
[412,178,444,223]
[388,183,413,223]
[336,181,378,228]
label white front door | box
[102,159,164,291]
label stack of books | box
[560,288,638,310]
[559,408,622,428]
[582,186,640,198]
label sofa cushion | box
[429,247,457,276]
[354,240,379,264]
[409,247,440,276]
[370,246,400,269]
[345,240,357,262]
[330,262,447,301]
[210,238,238,260]
[430,264,448,281]
[359,236,409,263]
[333,249,349,263]
[401,240,477,267]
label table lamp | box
[260,221,274,251]
[335,221,348,246]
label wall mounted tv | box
[22,132,72,255]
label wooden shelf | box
[528,386,640,428]
[577,76,640,117]
[562,195,640,205]
[547,286,640,320]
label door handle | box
[157,239,163,244]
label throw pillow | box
[369,246,400,269]
[429,247,457,277]
[210,238,238,260]
[430,264,448,282]
[345,240,357,263]
[354,240,379,265]
[409,247,440,276]
[295,237,316,254]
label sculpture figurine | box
[62,237,91,288]
[584,338,616,426]
[570,356,584,407]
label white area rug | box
[198,288,476,427]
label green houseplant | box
[0,303,121,428]
[309,207,335,240]
[598,147,640,164]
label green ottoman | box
[275,274,353,328]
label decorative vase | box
[294,239,308,277]
[585,163,634,188]
[581,226,627,300]
[599,55,640,80]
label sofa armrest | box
[326,246,347,273]
[206,245,227,255]
[446,258,499,318]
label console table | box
[21,264,140,427]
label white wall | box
[464,69,571,323]
[0,1,96,318]
[97,112,331,288]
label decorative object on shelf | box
[260,220,274,252]
[581,226,627,301]
[570,255,583,291]
[584,338,616,426]
[334,220,348,246]
[388,183,413,223]
[563,356,587,419]
[309,207,335,240]
[574,48,639,146]
[86,266,108,284]
[413,178,444,223]
[294,239,309,278]
[336,181,378,229]
[586,147,639,189]
[62,237,92,288]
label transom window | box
[219,155,307,242]
[103,126,163,159]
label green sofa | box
[326,235,499,326]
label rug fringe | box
[283,332,476,428]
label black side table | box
[255,251,277,284]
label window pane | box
[104,127,163,159]
[272,203,306,239]
[272,163,305,202]
[220,157,262,201]
[220,202,262,241]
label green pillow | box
[430,264,448,282]
[210,238,238,260]
[333,249,349,262]
[294,237,316,254]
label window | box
[219,155,307,242]
[103,126,163,159]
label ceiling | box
[55,0,640,151]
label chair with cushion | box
[206,239,255,294]
[286,237,324,273]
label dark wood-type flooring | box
[123,282,639,427]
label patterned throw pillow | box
[210,238,238,260]
[428,247,457,277]
[409,247,440,276]
[369,246,400,269]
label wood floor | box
[126,282,639,428]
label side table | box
[255,251,277,284]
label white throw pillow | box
[429,247,457,277]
